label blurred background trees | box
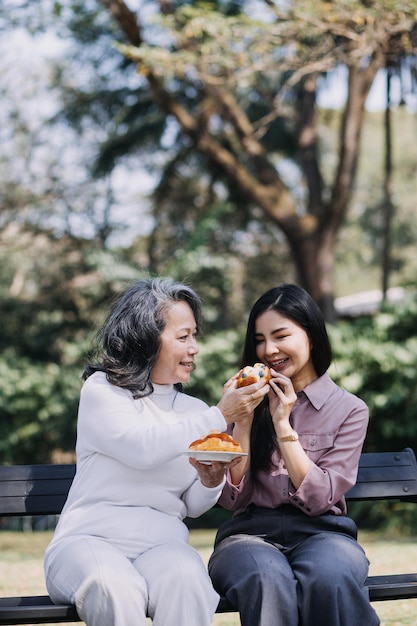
[0,0,417,487]
[101,0,417,319]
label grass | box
[1,530,417,625]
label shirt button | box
[310,439,317,446]
[282,490,287,497]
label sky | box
[318,64,417,113]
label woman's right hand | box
[216,374,270,426]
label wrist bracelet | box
[277,430,299,442]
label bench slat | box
[0,465,75,481]
[346,448,417,501]
[366,574,417,601]
[0,466,75,516]
[0,481,74,501]
[0,495,70,517]
[0,596,79,624]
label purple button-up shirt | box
[218,373,369,517]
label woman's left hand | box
[268,371,297,426]
[188,456,242,488]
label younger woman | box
[208,283,380,626]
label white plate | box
[184,450,247,463]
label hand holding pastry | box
[217,365,271,425]
[268,370,297,432]
[236,363,271,388]
[188,431,244,487]
[188,455,242,487]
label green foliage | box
[0,229,141,362]
[348,500,417,536]
[0,351,80,464]
[329,294,417,453]
[186,329,245,405]
[0,229,147,464]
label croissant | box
[189,430,243,453]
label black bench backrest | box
[346,447,417,502]
[0,463,75,517]
[1,448,417,517]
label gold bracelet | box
[277,430,299,442]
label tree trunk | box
[381,67,395,300]
[286,228,338,321]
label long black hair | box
[83,277,202,398]
[242,284,333,476]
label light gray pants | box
[45,537,219,626]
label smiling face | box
[151,300,199,385]
[254,309,317,392]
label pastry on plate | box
[189,430,243,453]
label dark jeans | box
[208,506,380,626]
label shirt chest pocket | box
[298,433,335,462]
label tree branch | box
[295,73,324,217]
[330,51,384,229]
[99,0,142,46]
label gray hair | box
[83,277,202,397]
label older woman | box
[44,276,268,626]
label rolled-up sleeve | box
[289,404,368,515]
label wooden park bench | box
[1,448,417,623]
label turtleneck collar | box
[152,383,175,396]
